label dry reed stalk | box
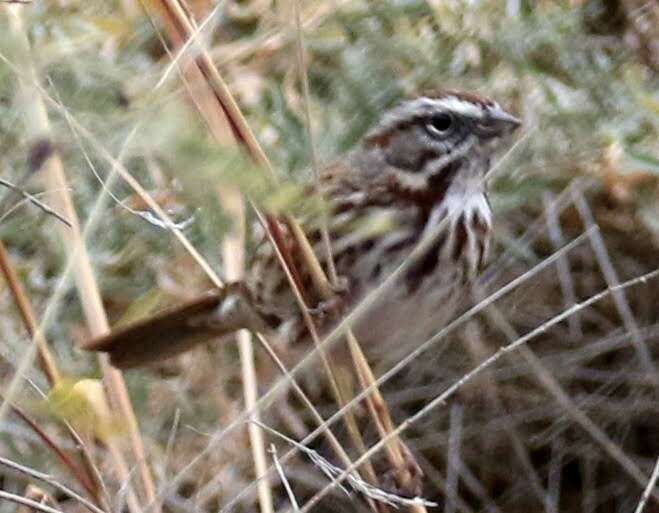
[220,188,274,513]
[347,332,426,513]
[291,2,425,507]
[0,242,107,506]
[460,322,546,503]
[261,222,375,487]
[0,455,105,513]
[298,268,659,512]
[571,186,659,388]
[143,1,380,508]
[213,200,590,513]
[141,0,271,169]
[7,399,100,504]
[0,241,60,385]
[0,489,66,513]
[254,209,381,500]
[16,485,57,513]
[24,62,362,510]
[143,2,274,510]
[482,299,652,493]
[2,5,156,512]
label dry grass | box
[0,1,658,513]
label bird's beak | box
[489,108,522,132]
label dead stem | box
[2,5,154,512]
[0,241,107,507]
[142,1,382,509]
[177,172,583,513]
[0,240,60,384]
[0,178,71,227]
[291,1,424,507]
[0,456,105,513]
[0,490,65,513]
[298,268,659,512]
[571,186,659,388]
[220,188,274,513]
[0,36,363,511]
[482,298,651,497]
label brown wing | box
[82,290,226,369]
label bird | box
[82,90,521,369]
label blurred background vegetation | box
[0,1,658,513]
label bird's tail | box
[81,283,275,369]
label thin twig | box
[5,400,98,502]
[543,191,581,339]
[256,421,437,509]
[0,178,71,227]
[481,297,648,494]
[0,490,66,513]
[444,404,463,513]
[0,456,106,513]
[347,330,423,504]
[0,240,61,385]
[0,35,366,513]
[0,8,147,513]
[252,208,380,495]
[292,0,337,284]
[297,268,659,512]
[633,456,659,513]
[182,219,588,513]
[571,185,659,387]
[270,444,300,512]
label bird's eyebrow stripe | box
[401,96,488,118]
[372,97,484,133]
[428,97,484,117]
[365,93,502,147]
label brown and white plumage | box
[83,91,520,368]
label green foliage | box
[1,1,658,512]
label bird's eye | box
[426,113,453,136]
